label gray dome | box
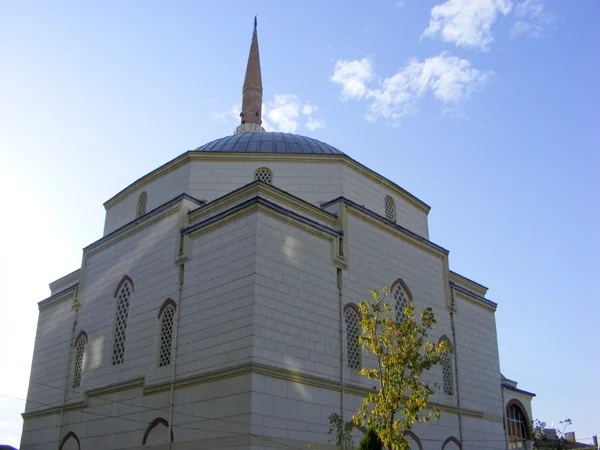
[194,132,345,155]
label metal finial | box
[254,16,257,28]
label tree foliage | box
[328,412,354,449]
[359,428,385,450]
[352,287,450,450]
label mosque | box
[20,19,535,450]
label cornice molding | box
[184,196,340,242]
[48,269,80,294]
[38,285,78,310]
[103,151,430,215]
[22,362,498,423]
[86,195,195,257]
[449,271,488,297]
[188,181,337,227]
[453,285,497,312]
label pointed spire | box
[235,17,264,134]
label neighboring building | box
[22,20,522,450]
[534,430,598,449]
[502,375,536,449]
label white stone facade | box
[22,147,510,450]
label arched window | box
[254,167,273,184]
[112,276,133,365]
[384,195,396,223]
[143,417,174,445]
[158,299,176,367]
[344,304,361,370]
[391,279,412,322]
[506,402,530,449]
[73,331,88,389]
[136,191,148,217]
[403,430,423,450]
[439,336,454,395]
[59,431,80,450]
[441,436,462,449]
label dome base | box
[234,123,265,134]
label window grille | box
[344,306,360,369]
[384,195,396,223]
[158,304,175,367]
[254,168,273,184]
[112,280,132,365]
[442,350,454,395]
[392,282,409,322]
[136,191,148,217]
[507,405,528,449]
[73,334,87,388]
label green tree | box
[359,428,384,450]
[352,287,450,450]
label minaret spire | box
[235,16,265,134]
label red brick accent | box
[391,278,413,301]
[114,275,134,298]
[344,302,362,319]
[59,431,80,450]
[142,418,174,445]
[442,436,462,449]
[157,298,177,319]
[74,330,88,347]
[403,430,423,450]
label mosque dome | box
[194,132,345,155]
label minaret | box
[235,17,265,134]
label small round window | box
[254,168,273,184]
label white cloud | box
[215,103,241,123]
[306,117,326,130]
[218,96,325,133]
[265,94,300,133]
[331,53,491,124]
[422,0,512,51]
[301,103,318,116]
[511,0,552,39]
[330,58,374,100]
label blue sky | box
[1,0,599,447]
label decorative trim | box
[157,298,177,319]
[23,362,499,423]
[403,430,423,450]
[142,417,174,444]
[86,376,144,397]
[114,275,134,298]
[59,431,80,450]
[103,151,430,215]
[442,436,462,449]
